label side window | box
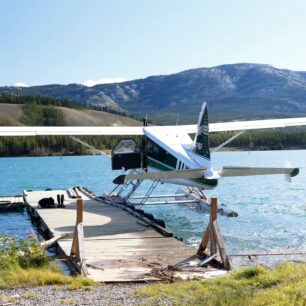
[177,161,181,169]
[178,161,187,169]
[146,139,177,168]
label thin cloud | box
[14,82,29,87]
[83,77,127,87]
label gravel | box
[0,283,151,306]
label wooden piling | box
[197,197,231,270]
[70,198,88,275]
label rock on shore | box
[0,284,148,306]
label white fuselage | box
[144,126,219,190]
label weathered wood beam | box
[40,233,68,247]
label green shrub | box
[0,234,48,269]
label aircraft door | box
[111,139,142,170]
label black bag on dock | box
[38,197,55,208]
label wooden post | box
[70,198,88,275]
[210,198,217,255]
[210,198,217,220]
[197,197,231,270]
[76,198,83,223]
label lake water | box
[0,151,305,267]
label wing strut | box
[70,136,110,158]
[211,131,245,153]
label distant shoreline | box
[1,146,306,158]
[214,145,306,152]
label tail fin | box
[192,102,210,159]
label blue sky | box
[1,0,306,86]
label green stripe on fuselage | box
[147,157,174,171]
[191,177,218,187]
[147,157,218,188]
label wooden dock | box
[24,188,227,282]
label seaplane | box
[1,102,306,216]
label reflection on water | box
[0,211,36,240]
[0,151,305,267]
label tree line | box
[210,129,306,150]
[0,93,306,156]
[0,92,78,109]
[0,135,135,157]
[0,130,306,157]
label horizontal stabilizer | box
[113,168,205,185]
[220,166,299,178]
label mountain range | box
[2,63,306,123]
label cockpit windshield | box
[113,139,140,154]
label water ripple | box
[0,151,305,267]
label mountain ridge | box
[2,63,306,123]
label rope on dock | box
[229,252,306,257]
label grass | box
[59,298,76,305]
[23,292,36,299]
[137,262,306,306]
[0,262,97,289]
[0,102,141,127]
[0,234,97,290]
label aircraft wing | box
[0,126,145,136]
[209,117,306,132]
[170,117,306,134]
[1,116,306,136]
